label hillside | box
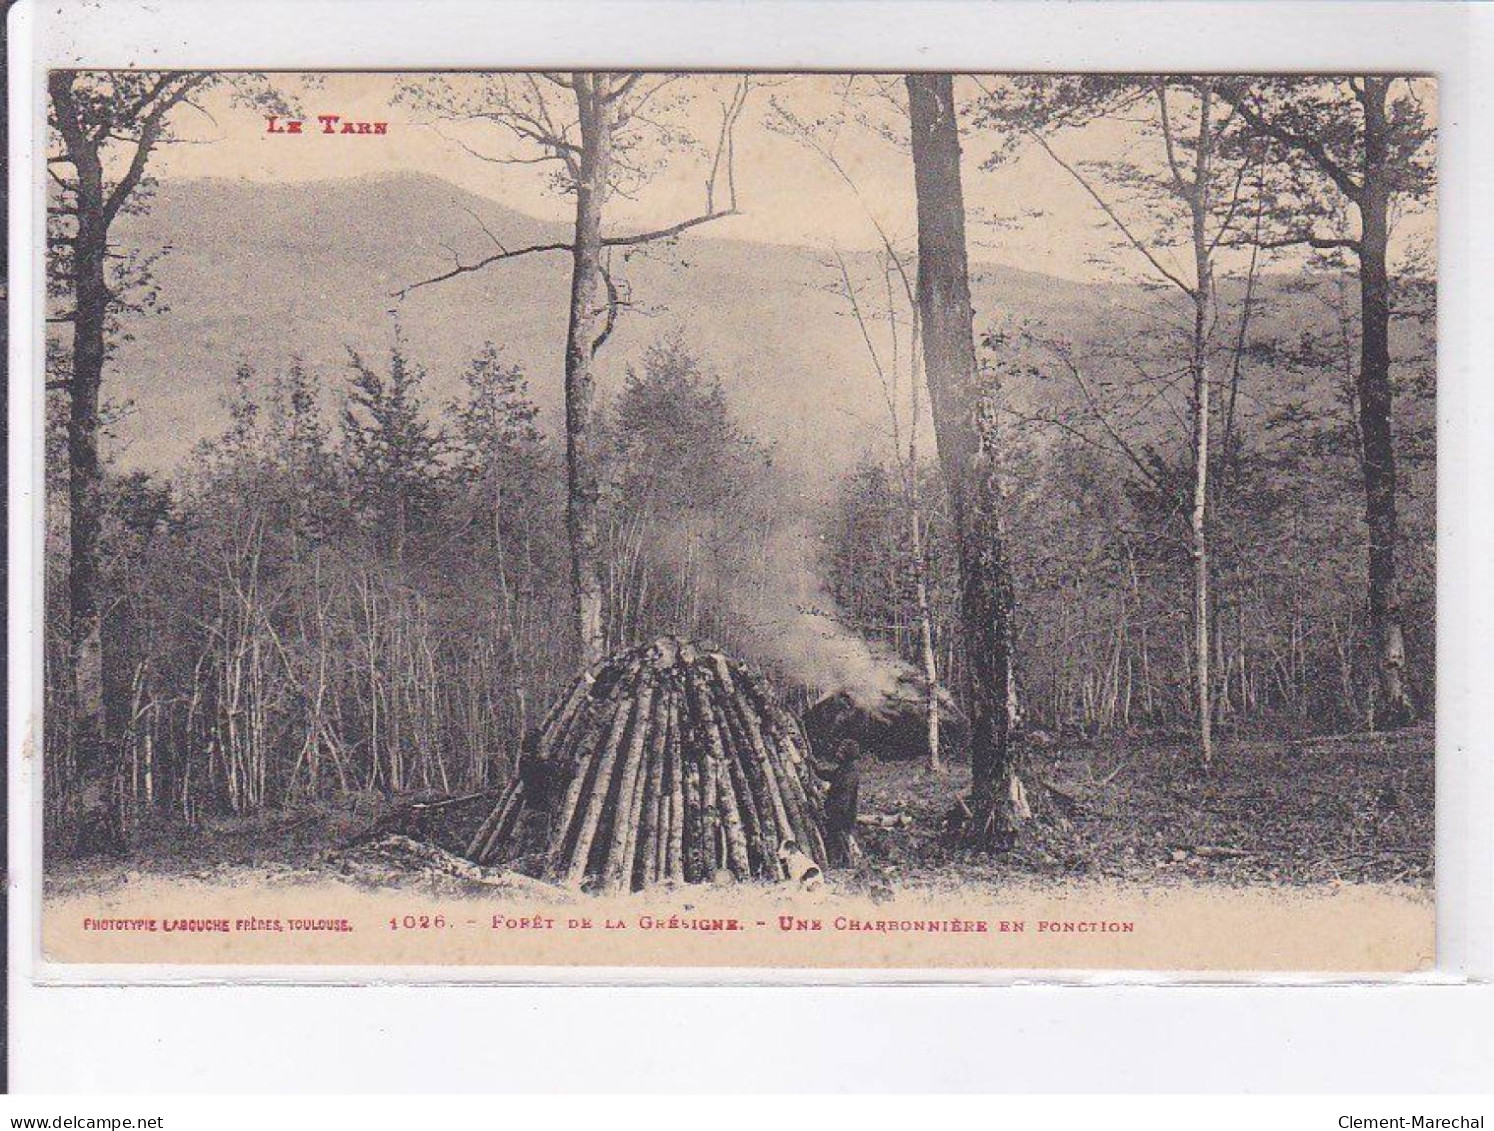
[104,171,1157,483]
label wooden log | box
[597,672,657,893]
[858,813,913,829]
[665,690,686,883]
[763,727,830,866]
[642,681,674,887]
[610,675,663,894]
[551,677,619,773]
[634,673,672,882]
[681,731,705,883]
[698,658,765,879]
[710,661,828,867]
[765,734,819,864]
[710,693,773,874]
[652,636,680,671]
[739,673,802,760]
[465,776,520,861]
[534,670,594,759]
[700,680,762,837]
[713,747,753,880]
[748,681,824,810]
[738,685,823,856]
[739,714,796,845]
[700,731,721,874]
[655,676,680,878]
[482,778,529,862]
[544,682,626,877]
[622,723,656,891]
[754,690,823,794]
[711,663,793,866]
[725,741,768,876]
[761,732,821,866]
[739,675,811,771]
[681,656,724,878]
[558,665,646,886]
[471,778,525,863]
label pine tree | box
[341,340,447,563]
[447,342,550,574]
[266,359,340,543]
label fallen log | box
[343,834,574,898]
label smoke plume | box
[730,522,916,714]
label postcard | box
[37,70,1436,972]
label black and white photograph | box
[32,67,1441,971]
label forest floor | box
[849,722,1434,894]
[45,724,1433,898]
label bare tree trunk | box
[1187,86,1216,770]
[1357,77,1414,730]
[906,73,1026,847]
[399,74,745,666]
[907,309,942,774]
[563,75,615,666]
[50,74,115,845]
[68,215,109,797]
[910,507,942,773]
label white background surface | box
[8,0,1493,1092]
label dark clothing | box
[823,753,861,867]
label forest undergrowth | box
[45,724,1433,898]
[851,723,1434,892]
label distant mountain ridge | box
[101,171,1261,485]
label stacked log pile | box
[467,638,830,893]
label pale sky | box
[148,72,1434,285]
[144,73,1207,285]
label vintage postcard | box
[36,70,1436,973]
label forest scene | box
[41,71,1435,907]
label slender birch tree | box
[976,75,1261,768]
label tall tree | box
[1217,76,1432,729]
[976,75,1260,767]
[1179,79,1221,769]
[561,74,617,662]
[906,73,1027,846]
[47,71,212,838]
[399,73,749,664]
